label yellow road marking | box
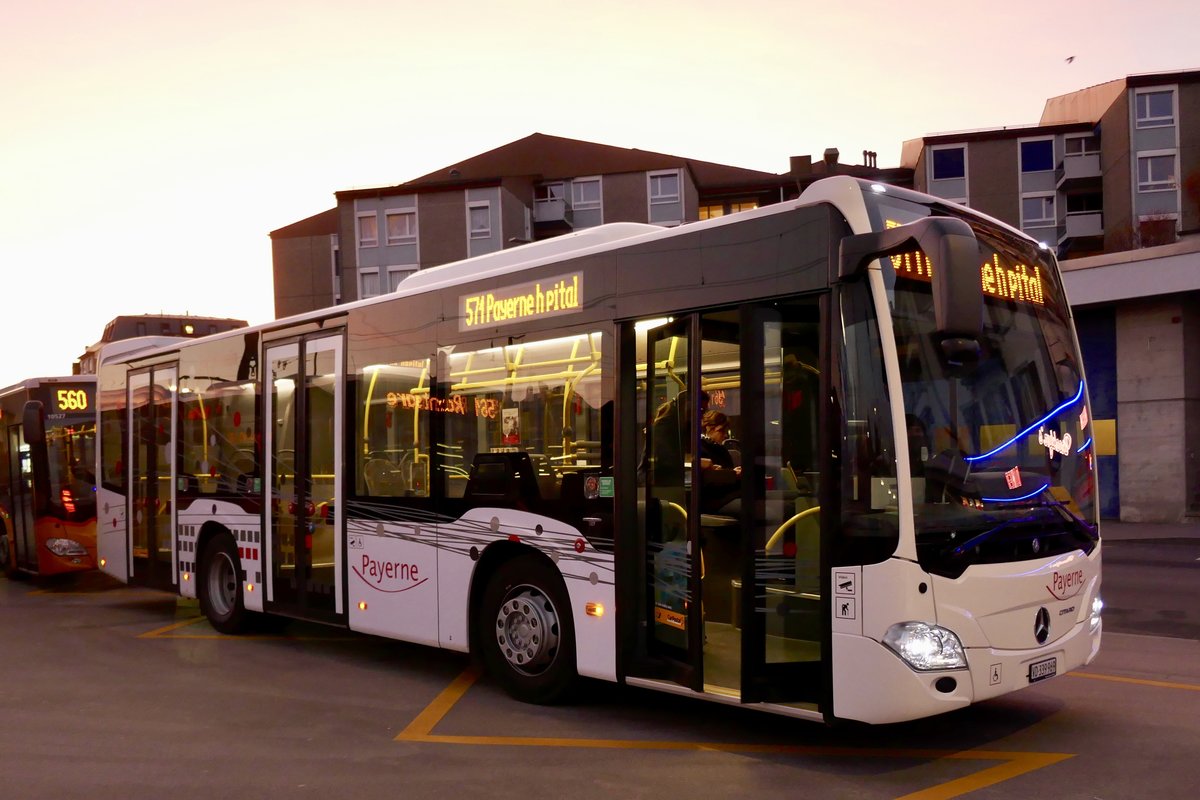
[396,668,1073,799]
[397,667,482,738]
[895,752,1073,800]
[1070,671,1200,692]
[139,614,354,641]
[139,616,208,638]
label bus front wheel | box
[198,534,249,634]
[479,555,577,704]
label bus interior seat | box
[558,471,585,512]
[724,437,742,467]
[464,452,541,509]
[364,458,407,496]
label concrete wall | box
[338,202,358,303]
[501,177,533,243]
[1181,82,1200,233]
[271,235,334,318]
[1185,294,1200,514]
[1115,296,1194,521]
[1101,89,1133,251]
[966,139,1020,225]
[603,172,649,224]
[418,190,469,268]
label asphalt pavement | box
[1100,519,1200,541]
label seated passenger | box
[699,410,740,514]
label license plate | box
[1029,657,1057,683]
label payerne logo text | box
[1047,568,1086,600]
[353,554,428,593]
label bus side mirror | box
[838,217,984,358]
[22,400,46,446]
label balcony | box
[1057,211,1104,254]
[533,197,573,233]
[1056,153,1102,191]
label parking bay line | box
[1069,671,1200,692]
[396,668,1073,800]
[138,615,355,641]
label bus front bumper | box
[832,618,1101,724]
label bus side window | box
[356,359,431,499]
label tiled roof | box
[381,133,785,191]
[269,207,338,239]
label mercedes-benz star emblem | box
[1034,607,1051,644]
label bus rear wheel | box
[198,534,249,634]
[480,555,577,704]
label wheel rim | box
[494,584,561,676]
[206,550,238,618]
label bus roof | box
[103,176,1039,365]
[0,374,95,399]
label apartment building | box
[270,134,911,318]
[904,69,1200,522]
[74,314,248,375]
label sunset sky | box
[2,0,1197,387]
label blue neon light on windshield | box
[1078,437,1093,453]
[982,482,1051,503]
[964,381,1085,463]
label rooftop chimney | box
[823,147,839,167]
[790,155,813,176]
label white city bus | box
[96,177,1101,724]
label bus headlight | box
[1090,596,1103,631]
[883,622,967,671]
[45,538,89,557]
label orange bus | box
[0,376,97,578]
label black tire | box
[479,554,577,704]
[198,533,249,634]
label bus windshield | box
[46,420,97,521]
[869,193,1097,578]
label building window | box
[1021,194,1055,227]
[1020,139,1054,173]
[535,183,565,202]
[386,266,416,292]
[571,177,601,210]
[359,268,381,299]
[385,209,417,245]
[468,202,491,239]
[1137,152,1177,192]
[1065,135,1099,156]
[699,204,725,220]
[930,146,965,180]
[648,170,680,204]
[1135,89,1175,128]
[730,201,758,213]
[357,213,378,248]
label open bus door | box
[128,366,178,591]
[6,422,37,573]
[622,299,828,708]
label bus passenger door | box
[736,301,826,705]
[264,334,344,624]
[128,366,177,591]
[635,317,704,690]
[7,425,37,572]
[623,299,826,708]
